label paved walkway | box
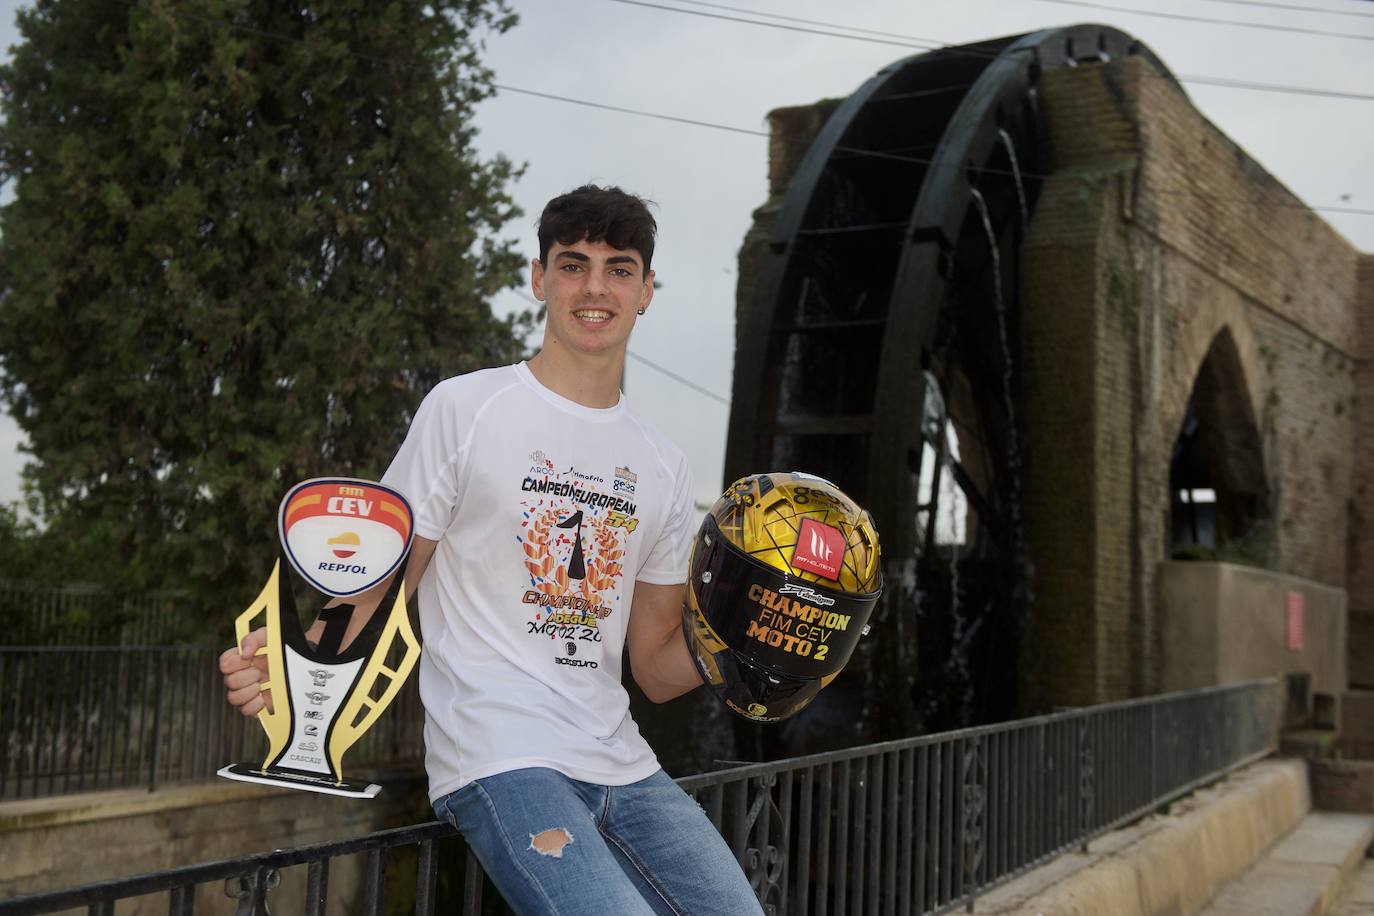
[1197,812,1374,916]
[1334,859,1374,916]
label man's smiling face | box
[532,237,655,359]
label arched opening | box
[1169,327,1271,565]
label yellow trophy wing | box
[234,560,293,770]
[327,581,421,779]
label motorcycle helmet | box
[683,472,882,722]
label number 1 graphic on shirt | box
[556,510,586,580]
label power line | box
[661,0,950,40]
[511,290,731,405]
[1178,73,1374,101]
[501,84,1374,216]
[1029,0,1374,41]
[626,350,731,406]
[1146,186,1373,215]
[605,0,1374,102]
[109,0,1374,218]
[490,85,767,137]
[1199,0,1374,19]
[605,0,940,50]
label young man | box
[220,186,763,915]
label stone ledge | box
[0,780,289,832]
[1198,812,1374,916]
[0,768,429,910]
[1312,759,1374,813]
[1330,858,1374,916]
[973,757,1310,916]
[0,765,424,832]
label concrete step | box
[1282,728,1341,759]
[1198,811,1374,916]
[1343,690,1374,759]
[1332,858,1374,915]
[971,760,1312,916]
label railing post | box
[1078,717,1093,853]
[226,866,279,916]
[147,651,164,792]
[742,773,785,914]
[1149,699,1158,802]
[961,736,986,912]
[463,847,485,916]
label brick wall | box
[742,51,1369,710]
[1022,56,1364,704]
[1129,66,1358,350]
[1019,62,1141,704]
[1350,256,1374,686]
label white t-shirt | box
[382,362,695,802]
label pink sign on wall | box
[1286,591,1305,651]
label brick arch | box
[1167,324,1272,554]
[1161,296,1265,459]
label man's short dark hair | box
[537,185,657,273]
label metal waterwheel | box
[725,26,1177,749]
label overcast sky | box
[0,0,1371,514]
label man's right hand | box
[219,627,273,716]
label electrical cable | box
[493,87,1374,217]
[511,84,1374,216]
[511,290,732,405]
[1177,73,1373,101]
[1198,0,1374,18]
[489,85,768,137]
[606,0,1374,101]
[626,350,732,406]
[1029,0,1374,40]
[659,0,953,40]
[103,0,1374,218]
[606,0,942,50]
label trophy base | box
[217,764,382,799]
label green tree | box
[0,0,528,611]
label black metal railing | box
[0,646,424,800]
[0,581,194,646]
[0,678,1280,916]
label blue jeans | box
[433,767,764,916]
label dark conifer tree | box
[0,0,528,606]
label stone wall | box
[1019,56,1365,706]
[0,773,429,914]
[1156,561,1346,710]
[1019,60,1143,706]
[742,50,1370,712]
[1350,254,1374,688]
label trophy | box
[218,478,421,798]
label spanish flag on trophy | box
[217,479,420,798]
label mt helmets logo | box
[791,519,845,580]
[279,478,414,597]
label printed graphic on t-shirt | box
[517,452,640,669]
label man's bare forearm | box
[637,625,704,703]
[306,536,437,652]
